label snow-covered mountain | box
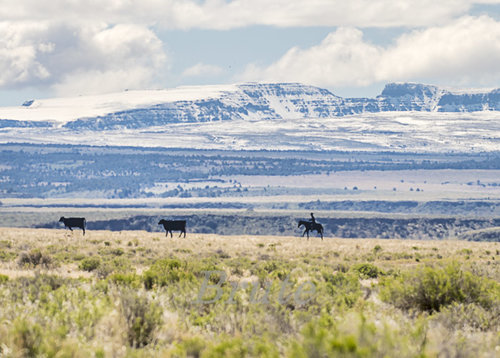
[2,82,500,131]
[1,82,500,153]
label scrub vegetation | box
[0,227,498,357]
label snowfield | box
[1,111,499,153]
[0,82,499,153]
[0,85,239,123]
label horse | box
[298,220,324,240]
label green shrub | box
[289,312,425,358]
[0,274,8,284]
[11,319,43,356]
[79,257,101,272]
[18,249,53,268]
[108,273,141,288]
[202,337,279,358]
[0,249,17,262]
[172,336,207,357]
[118,289,163,348]
[433,302,500,331]
[143,258,193,289]
[7,275,69,303]
[110,248,124,256]
[380,262,500,313]
[203,338,248,358]
[351,263,383,279]
[320,271,362,308]
[0,240,12,248]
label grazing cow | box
[59,217,86,235]
[158,219,186,238]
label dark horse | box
[298,220,324,240]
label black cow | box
[59,217,86,235]
[158,219,186,238]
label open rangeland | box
[0,228,499,357]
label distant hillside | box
[459,227,500,242]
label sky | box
[1,1,500,106]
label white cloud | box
[0,1,497,29]
[240,16,500,89]
[240,28,381,87]
[182,63,224,78]
[1,1,500,96]
[0,21,167,96]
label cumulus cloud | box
[0,21,167,95]
[240,16,500,89]
[1,1,499,96]
[0,0,495,29]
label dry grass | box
[1,227,498,279]
[0,227,499,357]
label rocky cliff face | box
[4,82,500,130]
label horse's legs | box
[302,229,307,237]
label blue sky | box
[1,1,500,106]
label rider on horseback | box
[298,213,324,240]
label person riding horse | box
[298,213,324,239]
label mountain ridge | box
[1,82,500,130]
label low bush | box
[351,263,383,278]
[79,257,101,272]
[18,249,53,268]
[118,289,163,348]
[0,249,17,262]
[108,273,141,288]
[0,274,8,284]
[143,258,194,289]
[288,312,426,357]
[11,319,43,357]
[320,271,362,308]
[380,262,500,313]
[433,302,500,331]
[8,275,69,302]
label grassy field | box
[0,228,499,357]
